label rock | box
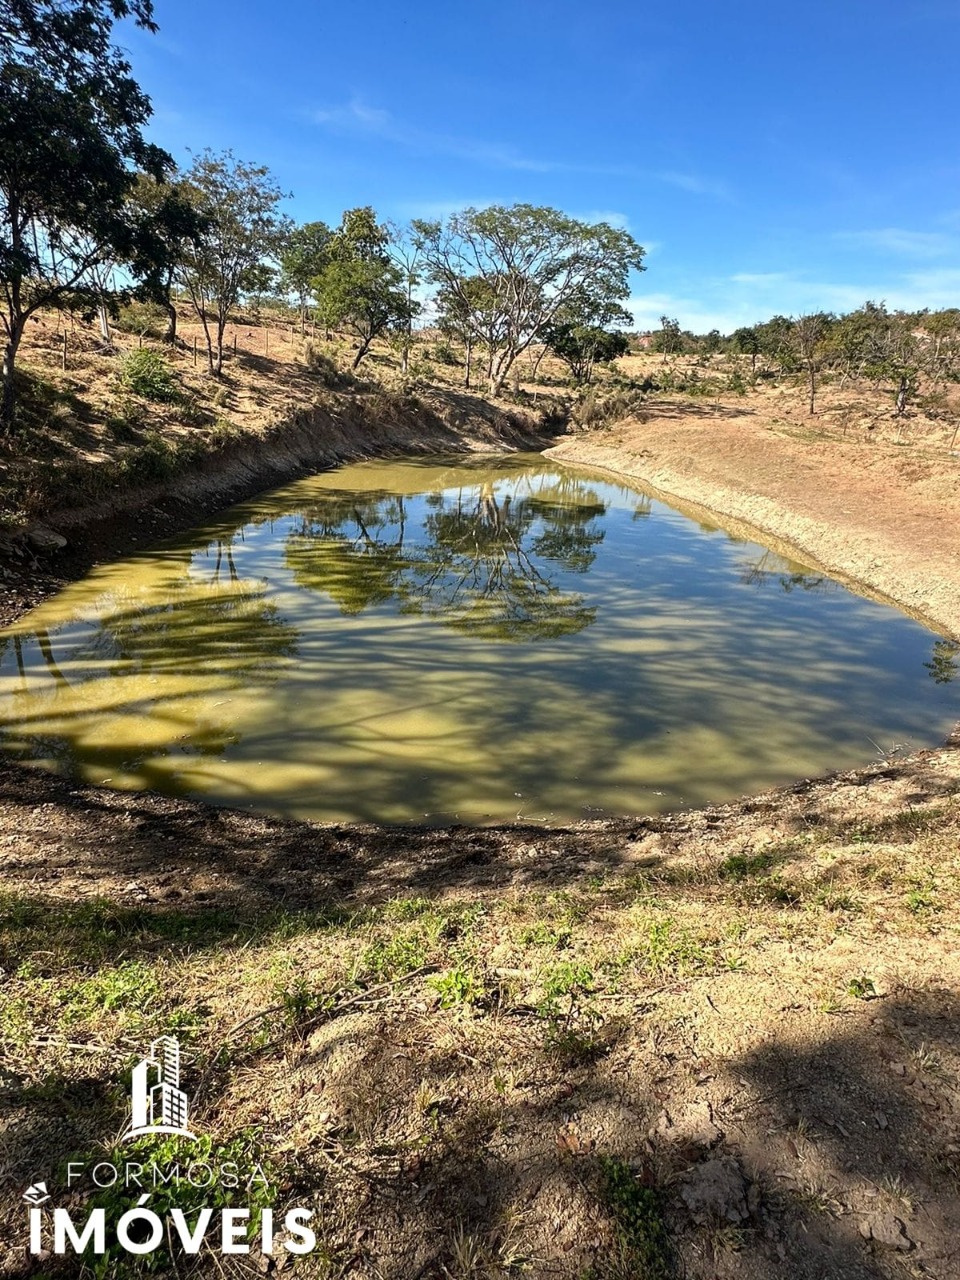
[26,524,67,552]
[679,1157,749,1224]
[863,1213,912,1251]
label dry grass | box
[1,745,958,1277]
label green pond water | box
[1,454,957,824]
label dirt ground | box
[1,333,960,1278]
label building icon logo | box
[124,1036,196,1141]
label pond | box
[1,454,957,825]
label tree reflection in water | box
[286,475,607,641]
[0,556,299,775]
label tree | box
[176,151,290,377]
[1,0,171,428]
[545,323,629,385]
[126,173,208,344]
[279,220,331,333]
[653,315,682,362]
[755,314,799,376]
[435,275,500,389]
[386,221,428,375]
[926,309,960,384]
[792,312,834,415]
[313,208,413,369]
[414,205,644,397]
[731,326,760,375]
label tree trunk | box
[464,336,472,390]
[97,302,111,343]
[352,338,371,370]
[895,375,909,416]
[1,321,25,433]
[163,297,178,344]
[808,363,816,415]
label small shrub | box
[589,1156,675,1280]
[432,340,459,366]
[430,966,487,1008]
[302,341,345,387]
[112,300,169,339]
[847,975,877,1000]
[118,348,179,402]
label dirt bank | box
[547,406,960,638]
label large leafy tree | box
[414,205,644,397]
[313,208,413,370]
[545,323,629,386]
[176,150,291,377]
[0,0,171,429]
[126,173,208,344]
[731,326,761,375]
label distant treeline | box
[642,306,960,415]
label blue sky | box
[125,0,959,334]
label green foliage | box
[651,315,682,357]
[925,639,959,684]
[430,966,487,1008]
[415,204,644,394]
[59,960,160,1020]
[176,150,291,375]
[362,931,429,980]
[847,975,877,999]
[118,348,178,401]
[718,850,778,880]
[520,920,573,949]
[0,0,172,427]
[546,322,630,385]
[312,210,412,369]
[589,1157,675,1280]
[632,918,706,976]
[280,219,332,310]
[112,298,169,338]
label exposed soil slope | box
[548,400,960,638]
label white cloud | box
[575,209,632,229]
[309,97,568,173]
[656,171,733,201]
[835,228,956,258]
[395,198,502,220]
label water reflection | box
[926,639,960,685]
[287,477,605,640]
[0,454,957,824]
